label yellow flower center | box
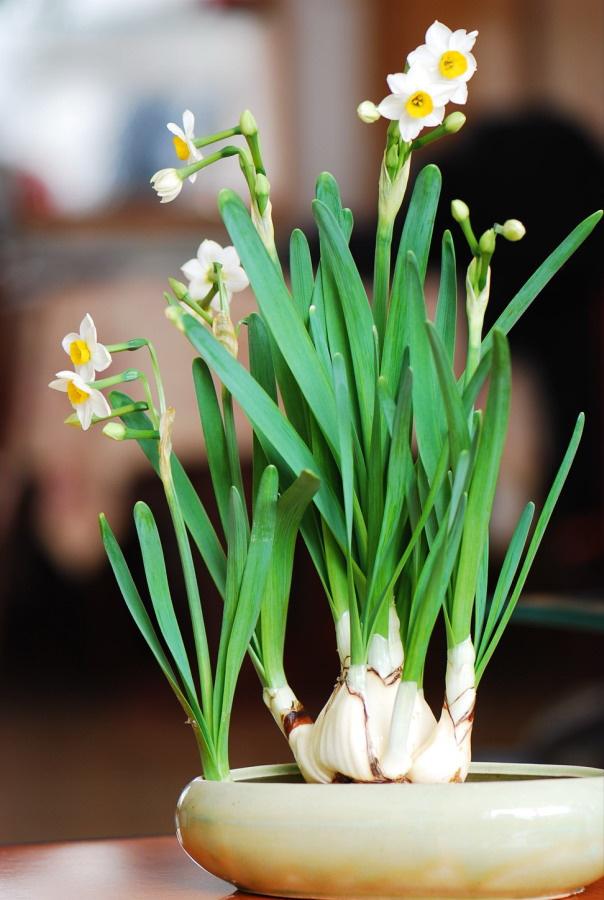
[173,136,190,161]
[405,91,434,119]
[67,380,89,406]
[439,50,468,79]
[69,339,91,366]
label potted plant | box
[49,21,603,899]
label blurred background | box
[0,0,603,844]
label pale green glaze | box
[176,762,604,899]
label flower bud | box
[103,423,127,441]
[150,168,183,203]
[501,218,526,241]
[479,228,496,255]
[239,109,258,137]
[385,144,399,170]
[254,172,270,215]
[451,199,470,223]
[165,305,186,333]
[444,112,466,134]
[357,101,381,124]
[168,277,188,301]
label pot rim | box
[206,760,604,784]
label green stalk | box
[372,217,394,350]
[159,410,215,727]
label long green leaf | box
[181,315,346,546]
[476,413,584,683]
[218,466,278,753]
[110,390,226,596]
[289,228,314,322]
[426,321,469,467]
[261,470,320,685]
[192,360,231,536]
[435,229,457,365]
[313,198,376,452]
[482,211,602,352]
[218,189,339,452]
[134,501,197,704]
[405,252,443,479]
[476,501,535,665]
[451,330,511,642]
[382,164,442,395]
[99,513,213,754]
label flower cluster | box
[49,314,112,431]
[364,21,477,142]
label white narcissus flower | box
[407,21,478,105]
[181,239,249,308]
[150,168,183,203]
[166,110,202,182]
[61,314,111,382]
[49,371,111,431]
[378,70,451,143]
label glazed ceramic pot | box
[176,761,604,899]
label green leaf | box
[133,501,197,705]
[289,228,314,322]
[99,513,213,755]
[313,198,376,452]
[482,211,602,352]
[451,330,511,642]
[405,252,444,479]
[332,353,354,548]
[316,172,353,240]
[426,321,469,467]
[219,189,339,453]
[214,487,249,731]
[476,501,535,666]
[192,360,231,536]
[218,466,279,753]
[476,413,584,683]
[180,316,346,546]
[435,230,457,365]
[382,164,442,395]
[472,535,489,650]
[110,390,226,597]
[261,470,320,685]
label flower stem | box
[372,216,394,350]
[193,125,241,150]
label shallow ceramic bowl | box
[176,761,604,900]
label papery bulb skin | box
[407,637,476,783]
[379,682,437,780]
[262,684,333,783]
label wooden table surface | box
[0,835,602,899]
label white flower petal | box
[77,361,95,383]
[80,313,97,345]
[198,239,224,265]
[224,269,249,293]
[187,279,211,302]
[181,258,205,282]
[188,172,197,184]
[449,82,469,104]
[450,29,477,52]
[398,118,424,142]
[167,122,186,139]
[386,72,408,95]
[421,106,446,128]
[78,403,93,431]
[91,344,112,372]
[406,46,437,70]
[220,246,242,270]
[90,389,111,418]
[182,109,195,138]
[377,94,406,120]
[61,332,81,355]
[425,20,451,52]
[49,378,69,392]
